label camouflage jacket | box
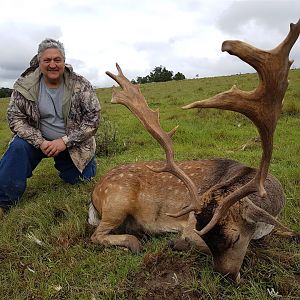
[7,61,101,172]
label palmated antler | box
[106,64,199,215]
[183,19,300,235]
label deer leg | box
[91,213,142,253]
[169,213,210,253]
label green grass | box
[0,70,299,299]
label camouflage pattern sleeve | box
[7,90,44,148]
[65,81,101,147]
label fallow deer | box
[89,20,300,282]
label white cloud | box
[0,0,299,88]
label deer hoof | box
[125,236,142,253]
[168,238,191,251]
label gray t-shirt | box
[38,77,66,140]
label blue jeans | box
[0,136,96,210]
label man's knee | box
[83,158,97,178]
[60,158,97,185]
[8,136,35,154]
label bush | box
[95,117,127,156]
[173,72,186,80]
[133,66,186,84]
[0,88,12,98]
[283,99,300,115]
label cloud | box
[0,0,300,88]
[217,0,300,35]
[0,22,62,87]
[215,1,300,70]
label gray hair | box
[37,38,65,61]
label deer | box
[89,19,300,283]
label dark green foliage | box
[95,116,127,157]
[173,72,186,80]
[133,65,186,84]
[0,87,12,98]
[149,65,173,82]
[135,75,150,84]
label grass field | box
[0,69,299,299]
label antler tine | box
[106,63,200,215]
[184,19,300,236]
[274,19,300,57]
[106,63,130,91]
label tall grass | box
[0,70,299,299]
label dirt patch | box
[120,248,204,300]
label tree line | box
[0,65,185,97]
[132,66,185,84]
[0,88,13,98]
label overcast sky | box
[1,0,300,88]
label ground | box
[120,248,204,300]
[119,235,300,299]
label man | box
[0,38,101,218]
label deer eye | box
[232,233,240,247]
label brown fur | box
[90,158,286,282]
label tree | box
[173,72,186,81]
[136,76,150,84]
[149,66,173,82]
[0,87,13,98]
[132,66,186,84]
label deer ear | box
[243,198,295,233]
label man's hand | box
[40,138,67,157]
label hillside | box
[0,70,299,299]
